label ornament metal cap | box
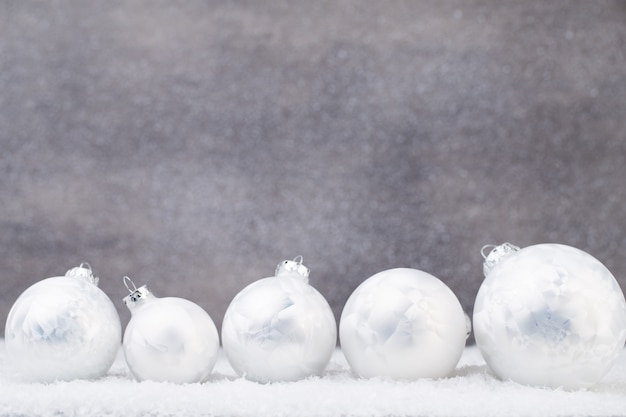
[65,262,99,286]
[122,276,154,311]
[480,242,521,277]
[275,255,310,283]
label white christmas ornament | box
[340,268,469,380]
[4,263,121,382]
[474,243,626,389]
[221,256,337,383]
[122,277,220,383]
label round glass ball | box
[5,276,121,382]
[221,276,337,383]
[339,268,468,379]
[123,295,220,383]
[473,243,626,389]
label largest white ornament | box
[4,263,122,382]
[474,243,626,389]
[339,268,469,379]
[221,256,337,383]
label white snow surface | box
[1,341,626,417]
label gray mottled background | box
[1,0,626,341]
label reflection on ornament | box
[221,256,337,383]
[339,268,469,379]
[122,277,220,383]
[474,243,626,389]
[4,263,121,382]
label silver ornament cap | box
[122,276,155,311]
[65,262,99,286]
[480,242,520,277]
[275,255,310,282]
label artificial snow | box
[1,341,626,417]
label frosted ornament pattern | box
[339,268,468,379]
[4,265,121,382]
[473,243,626,389]
[122,281,220,383]
[221,257,337,383]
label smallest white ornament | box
[339,268,469,379]
[122,277,220,383]
[221,256,337,383]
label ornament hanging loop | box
[79,262,92,271]
[480,245,497,260]
[123,276,138,294]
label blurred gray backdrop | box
[2,0,626,340]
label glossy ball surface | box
[123,297,220,383]
[221,276,337,383]
[4,276,121,382]
[474,243,626,389]
[339,268,467,379]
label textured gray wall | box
[2,1,626,340]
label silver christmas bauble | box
[474,243,626,389]
[221,256,337,383]
[4,263,121,382]
[339,268,468,379]
[122,277,220,383]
